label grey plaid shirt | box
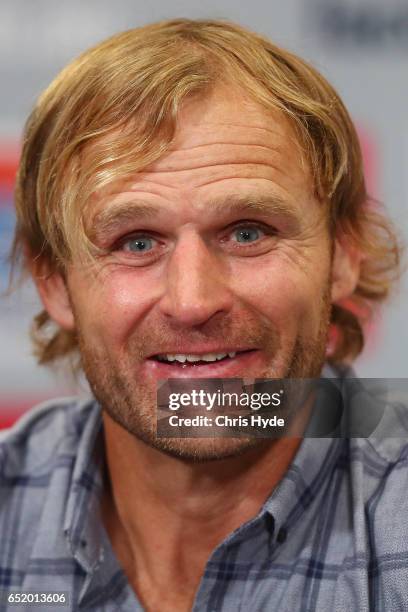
[1,381,408,611]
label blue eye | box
[233,227,264,243]
[123,236,156,252]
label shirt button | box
[264,514,275,536]
[277,527,287,543]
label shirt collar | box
[261,363,349,541]
[262,436,343,542]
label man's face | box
[52,87,336,460]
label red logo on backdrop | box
[0,143,23,429]
[0,143,19,198]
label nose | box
[158,232,233,327]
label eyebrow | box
[89,201,160,243]
[209,194,298,218]
[89,193,300,243]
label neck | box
[101,413,301,610]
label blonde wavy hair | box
[11,18,401,368]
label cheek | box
[71,271,156,345]
[230,259,330,335]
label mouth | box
[154,350,253,366]
[144,348,261,378]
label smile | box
[150,349,255,368]
[156,351,237,365]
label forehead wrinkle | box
[193,165,297,190]
[145,143,298,178]
[168,142,284,153]
[144,160,289,176]
[148,143,289,173]
[171,120,293,140]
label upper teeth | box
[157,352,236,363]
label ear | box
[32,261,75,331]
[331,236,361,303]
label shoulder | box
[0,397,100,588]
[358,430,408,513]
[0,396,98,480]
[325,369,408,548]
[344,376,408,506]
[327,369,408,474]
[345,395,408,583]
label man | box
[0,18,404,612]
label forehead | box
[89,86,316,228]
[148,86,305,174]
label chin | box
[145,435,266,463]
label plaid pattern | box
[1,383,408,611]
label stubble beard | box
[76,289,332,463]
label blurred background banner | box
[0,0,407,426]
